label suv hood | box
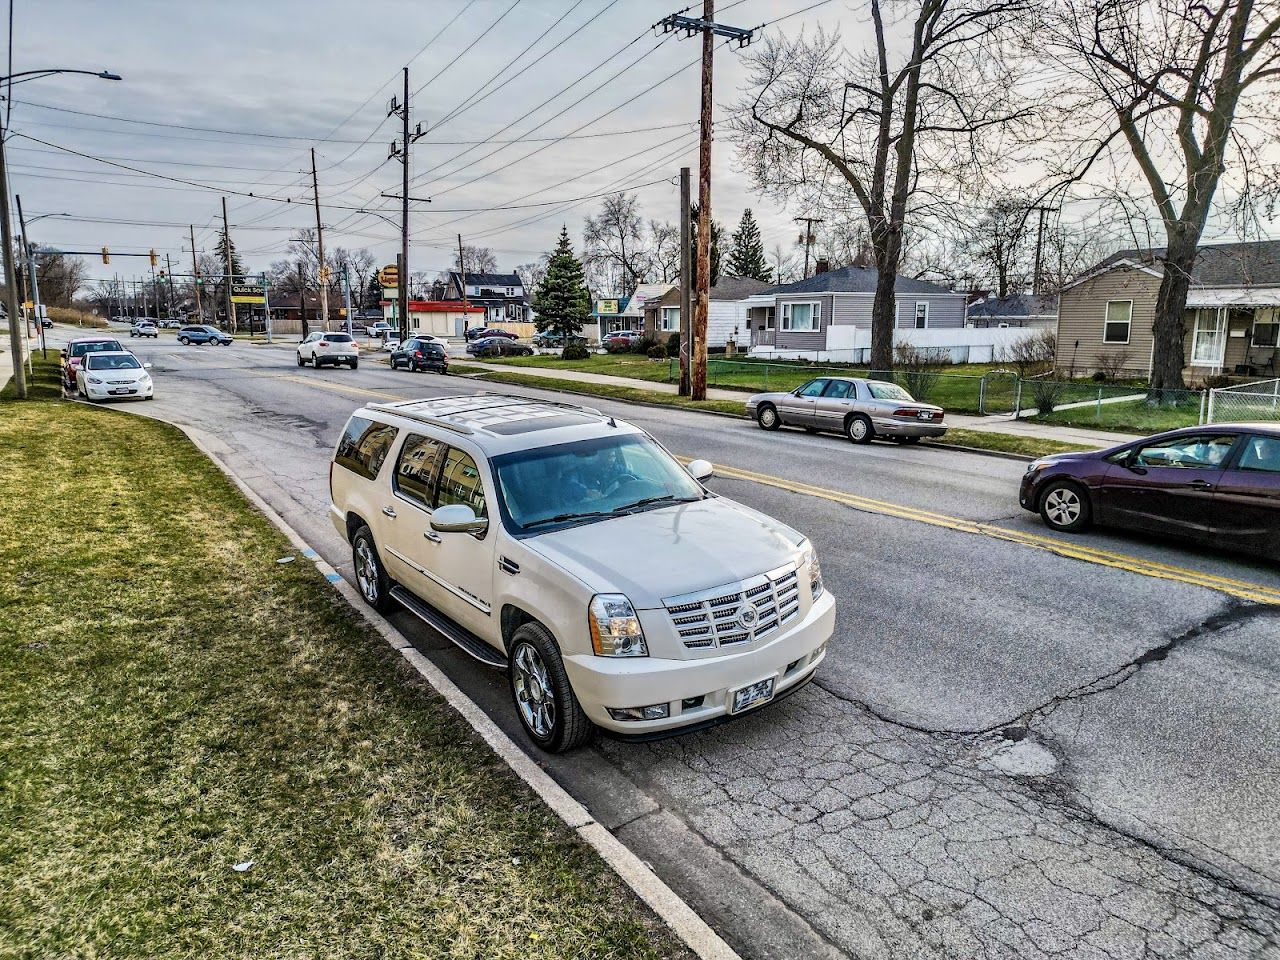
[523,497,806,609]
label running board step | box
[388,586,508,669]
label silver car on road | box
[746,376,947,445]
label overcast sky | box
[11,0,864,285]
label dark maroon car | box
[1019,423,1280,559]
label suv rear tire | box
[352,525,396,613]
[508,621,594,752]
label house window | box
[764,308,775,330]
[659,307,680,331]
[1191,308,1227,366]
[1103,300,1132,344]
[781,301,820,331]
[914,302,929,329]
[1252,308,1278,347]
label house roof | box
[448,270,522,288]
[763,265,956,296]
[966,293,1058,319]
[645,275,774,309]
[620,282,677,316]
[1094,240,1280,288]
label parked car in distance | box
[1020,424,1280,559]
[747,377,947,445]
[329,394,835,751]
[40,317,53,329]
[532,330,588,349]
[159,317,182,329]
[390,337,449,373]
[364,321,394,339]
[465,326,519,342]
[75,351,153,402]
[297,330,359,369]
[603,330,643,351]
[130,320,159,338]
[61,336,126,388]
[467,336,534,358]
[177,324,233,345]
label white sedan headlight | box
[88,376,103,384]
[588,594,648,657]
[805,547,824,600]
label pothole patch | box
[988,737,1059,777]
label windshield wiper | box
[522,509,614,530]
[610,494,701,515]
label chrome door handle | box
[1188,479,1214,489]
[424,530,442,543]
[381,506,397,518]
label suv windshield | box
[867,381,914,402]
[87,355,142,370]
[493,434,705,533]
[71,340,123,357]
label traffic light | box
[101,247,110,264]
[149,249,158,268]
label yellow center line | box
[697,460,1280,606]
[274,374,409,402]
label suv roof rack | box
[366,394,606,435]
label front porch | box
[1184,292,1279,378]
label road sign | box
[230,282,266,304]
[596,299,620,315]
[378,264,399,287]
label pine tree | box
[689,204,723,289]
[532,227,591,356]
[363,271,383,311]
[726,208,771,281]
[214,227,245,328]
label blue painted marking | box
[325,572,342,583]
[302,548,319,559]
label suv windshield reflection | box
[493,434,704,532]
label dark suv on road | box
[390,338,449,373]
[177,324,233,345]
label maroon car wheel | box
[1039,480,1092,533]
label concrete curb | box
[117,403,742,960]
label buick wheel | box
[508,622,593,753]
[756,404,780,431]
[1039,480,1091,533]
[846,414,873,445]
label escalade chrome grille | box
[662,564,802,651]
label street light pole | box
[15,195,48,359]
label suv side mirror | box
[431,503,488,536]
[687,459,715,482]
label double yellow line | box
[705,462,1280,606]
[277,373,1279,605]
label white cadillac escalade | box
[329,394,836,752]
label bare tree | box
[768,242,799,283]
[648,220,681,282]
[960,192,1035,297]
[31,251,87,307]
[515,257,549,293]
[331,246,375,292]
[454,244,497,275]
[1044,0,1280,390]
[730,4,1034,371]
[583,192,651,295]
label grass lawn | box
[0,357,690,960]
[1034,396,1203,436]
[449,365,1091,458]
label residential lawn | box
[0,357,690,960]
[449,365,1093,459]
[1034,396,1204,436]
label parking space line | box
[703,461,1280,606]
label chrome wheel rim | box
[760,407,777,428]
[850,419,868,440]
[1044,488,1081,526]
[354,539,379,602]
[513,643,556,739]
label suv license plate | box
[731,677,775,714]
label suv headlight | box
[588,594,648,657]
[806,547,824,600]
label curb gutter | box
[134,407,742,960]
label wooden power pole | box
[795,216,825,278]
[311,147,329,331]
[221,196,236,332]
[189,224,203,320]
[659,2,754,400]
[679,166,691,397]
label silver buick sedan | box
[745,377,947,444]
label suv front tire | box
[508,621,593,753]
[352,525,396,613]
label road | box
[63,331,1280,959]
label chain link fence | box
[1207,378,1280,424]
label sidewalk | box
[457,360,1135,449]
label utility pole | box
[164,254,175,317]
[1,112,28,397]
[297,262,310,338]
[796,216,824,278]
[16,194,46,359]
[189,224,203,320]
[387,68,423,343]
[311,147,329,331]
[679,166,691,397]
[457,233,469,307]
[659,2,753,400]
[1029,205,1059,296]
[221,196,236,332]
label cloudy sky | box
[10,0,865,286]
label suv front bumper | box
[564,590,836,735]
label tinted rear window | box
[325,333,352,342]
[335,416,398,481]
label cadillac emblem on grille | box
[738,603,759,629]
[663,564,802,651]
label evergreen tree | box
[688,204,723,289]
[214,227,245,328]
[532,227,591,356]
[363,271,383,311]
[726,208,771,281]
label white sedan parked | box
[76,351,154,401]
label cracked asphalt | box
[64,332,1280,959]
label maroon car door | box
[1095,433,1238,538]
[1209,433,1280,558]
